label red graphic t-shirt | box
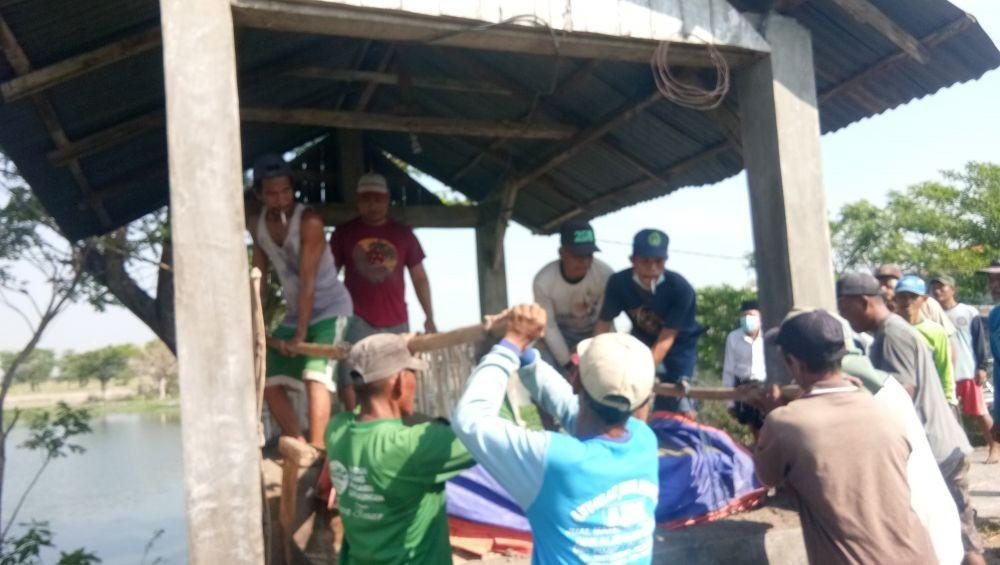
[329,218,425,328]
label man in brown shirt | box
[754,310,935,565]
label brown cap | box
[347,334,428,384]
[874,264,903,280]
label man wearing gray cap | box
[837,272,982,564]
[325,334,474,564]
[250,153,353,450]
[756,310,936,565]
[453,304,659,564]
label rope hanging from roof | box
[650,36,730,111]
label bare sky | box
[2,1,998,352]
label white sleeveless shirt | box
[255,204,353,327]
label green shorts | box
[266,316,350,392]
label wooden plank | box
[78,166,167,208]
[828,0,929,64]
[819,14,974,104]
[286,67,514,95]
[47,112,165,166]
[1,27,162,102]
[241,107,578,139]
[159,0,265,561]
[231,0,767,67]
[314,203,479,227]
[355,44,394,111]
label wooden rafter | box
[492,89,663,265]
[0,13,112,227]
[541,141,733,231]
[819,14,975,104]
[240,107,577,140]
[355,45,394,112]
[827,0,929,64]
[1,27,161,102]
[287,67,514,96]
[48,112,164,166]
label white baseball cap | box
[356,172,389,195]
[576,333,655,412]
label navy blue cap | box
[775,310,848,366]
[252,153,292,185]
[559,220,600,255]
[632,229,669,259]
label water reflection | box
[3,411,187,563]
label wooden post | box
[736,13,836,381]
[337,129,363,205]
[475,205,508,317]
[159,0,264,562]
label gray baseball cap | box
[348,334,428,384]
[576,333,654,412]
[836,272,882,296]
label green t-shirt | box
[325,413,475,565]
[914,319,956,404]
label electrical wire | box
[650,35,730,111]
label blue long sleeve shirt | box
[990,306,1000,422]
[452,344,660,564]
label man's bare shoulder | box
[299,208,328,230]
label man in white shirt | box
[533,220,614,374]
[722,299,766,439]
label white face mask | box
[632,273,665,293]
[740,314,760,334]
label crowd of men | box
[248,152,1000,564]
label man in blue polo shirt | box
[982,258,1000,444]
[452,304,660,564]
[595,228,701,416]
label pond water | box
[3,412,187,563]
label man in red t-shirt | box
[330,172,435,409]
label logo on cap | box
[574,230,595,244]
[647,232,662,246]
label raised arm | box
[533,272,571,366]
[518,358,579,434]
[451,304,552,509]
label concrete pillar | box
[737,12,836,336]
[475,206,508,317]
[160,0,264,562]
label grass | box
[3,396,180,424]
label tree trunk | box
[81,243,177,354]
[158,376,167,400]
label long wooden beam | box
[827,0,929,64]
[48,112,164,166]
[819,14,975,104]
[287,67,514,96]
[240,107,577,140]
[0,14,112,227]
[231,0,764,68]
[1,27,162,103]
[315,203,478,228]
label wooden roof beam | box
[47,112,164,166]
[827,0,929,64]
[1,27,161,103]
[288,67,514,96]
[819,14,975,104]
[315,203,478,228]
[241,107,577,139]
[0,14,112,227]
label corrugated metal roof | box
[0,0,997,240]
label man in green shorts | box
[326,334,475,564]
[251,153,354,450]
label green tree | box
[132,341,177,400]
[0,351,54,392]
[59,346,137,398]
[695,285,757,381]
[831,161,1000,302]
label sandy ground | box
[5,386,133,408]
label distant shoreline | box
[3,396,180,422]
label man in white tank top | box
[250,154,353,450]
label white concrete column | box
[160,0,264,562]
[475,207,508,317]
[737,12,836,333]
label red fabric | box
[956,379,987,416]
[329,218,425,327]
[448,517,533,557]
